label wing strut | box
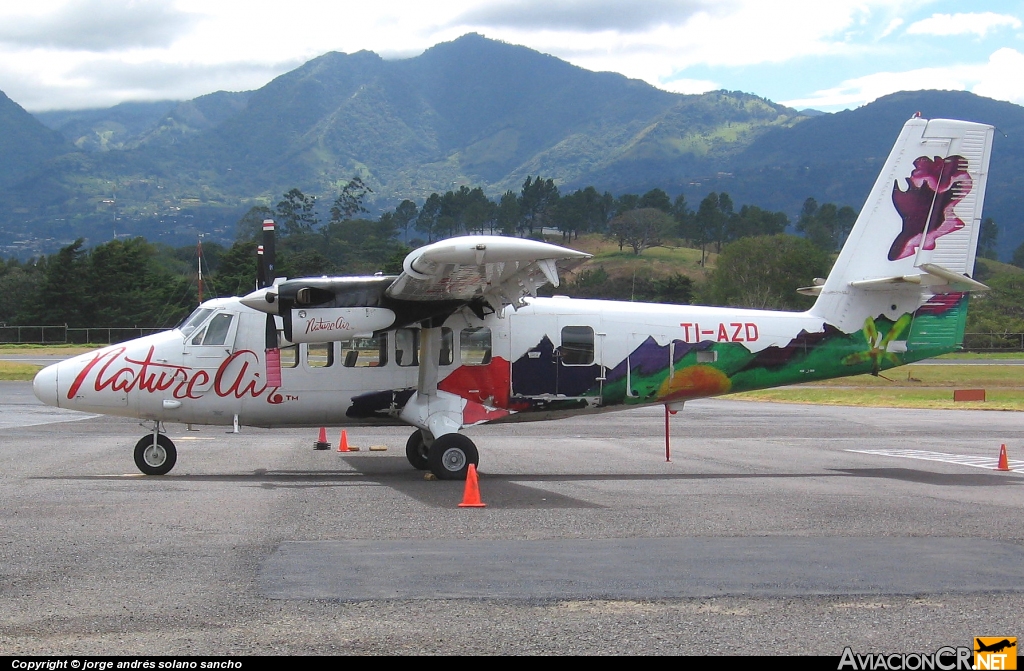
[399,317,464,442]
[416,323,443,398]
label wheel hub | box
[144,444,167,467]
[441,447,467,472]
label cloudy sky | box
[0,0,1021,113]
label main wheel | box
[427,433,479,480]
[134,434,177,476]
[405,430,430,470]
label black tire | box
[427,433,479,480]
[405,430,430,470]
[134,434,177,476]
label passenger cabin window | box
[396,329,419,367]
[280,344,299,368]
[306,343,334,368]
[559,326,595,365]
[460,327,492,366]
[341,334,387,368]
[395,327,453,366]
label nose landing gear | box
[133,428,177,475]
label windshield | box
[178,308,214,337]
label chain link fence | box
[962,332,1024,351]
[0,325,165,345]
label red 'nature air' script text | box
[304,316,352,334]
[66,346,282,403]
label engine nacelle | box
[287,306,396,343]
[271,276,397,342]
[241,274,467,341]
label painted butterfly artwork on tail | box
[888,155,972,261]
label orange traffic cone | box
[337,429,351,453]
[314,427,330,450]
[997,444,1010,471]
[458,464,486,508]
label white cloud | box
[880,18,904,39]
[658,78,720,95]
[972,47,1024,104]
[0,46,298,111]
[906,12,1022,37]
[0,0,199,51]
[0,0,1019,113]
[484,0,894,97]
[781,48,1024,111]
[451,0,723,33]
[0,0,902,109]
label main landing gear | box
[134,425,177,475]
[405,429,479,480]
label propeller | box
[260,220,282,389]
[256,244,265,290]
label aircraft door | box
[182,310,239,382]
[511,313,602,401]
[555,323,602,399]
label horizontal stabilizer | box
[797,278,826,297]
[918,263,990,292]
[847,263,989,293]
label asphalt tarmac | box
[1,380,1022,655]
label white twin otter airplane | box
[33,117,995,480]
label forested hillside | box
[3,176,1020,350]
[1,34,1021,260]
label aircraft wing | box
[385,236,591,310]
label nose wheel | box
[134,434,177,475]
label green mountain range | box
[2,33,1022,258]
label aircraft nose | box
[33,363,60,408]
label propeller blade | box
[256,245,265,290]
[261,219,276,289]
[260,219,281,387]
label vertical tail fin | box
[810,117,994,353]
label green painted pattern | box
[594,296,969,408]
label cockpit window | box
[179,308,214,337]
[188,313,234,346]
[201,313,234,346]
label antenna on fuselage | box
[197,234,205,305]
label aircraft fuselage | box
[33,293,952,430]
